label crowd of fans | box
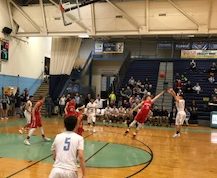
[0,87,30,120]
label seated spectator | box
[184,108,190,126]
[193,83,201,94]
[136,80,142,87]
[123,99,130,109]
[210,62,217,73]
[168,108,176,127]
[160,107,169,126]
[190,60,196,71]
[133,85,141,95]
[120,87,127,99]
[208,72,215,84]
[140,85,148,97]
[104,105,112,124]
[189,100,198,121]
[129,95,135,107]
[125,86,132,99]
[128,76,135,87]
[110,105,119,123]
[180,74,188,84]
[118,106,126,123]
[185,81,193,93]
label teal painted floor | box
[0,133,151,168]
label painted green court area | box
[0,134,151,168]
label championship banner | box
[95,42,124,54]
[181,50,217,59]
[157,42,172,49]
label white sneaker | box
[5,117,8,120]
[93,128,96,133]
[24,139,31,145]
[172,133,181,138]
[1,117,4,120]
[19,129,23,134]
[43,137,51,141]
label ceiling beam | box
[48,0,90,32]
[168,0,200,28]
[39,0,48,34]
[105,0,140,30]
[208,0,213,30]
[91,3,96,35]
[10,0,41,32]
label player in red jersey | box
[64,97,77,118]
[24,95,51,145]
[124,91,165,137]
[76,105,85,136]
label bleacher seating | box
[121,59,160,94]
[174,59,217,123]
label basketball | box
[159,72,166,78]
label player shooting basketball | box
[124,91,165,137]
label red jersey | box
[135,100,153,123]
[30,101,43,128]
[76,112,84,136]
[65,100,77,117]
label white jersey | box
[176,99,185,112]
[25,100,32,113]
[51,131,84,171]
[86,102,97,115]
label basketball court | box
[0,117,217,178]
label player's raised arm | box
[151,90,165,103]
[131,101,144,112]
[167,88,179,102]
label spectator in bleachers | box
[118,106,126,123]
[189,100,198,121]
[79,94,85,106]
[180,74,188,84]
[190,60,196,71]
[184,81,193,93]
[140,85,148,97]
[123,99,130,109]
[75,93,81,105]
[133,85,141,95]
[210,62,217,73]
[184,108,190,126]
[175,79,183,92]
[128,76,135,87]
[208,72,215,84]
[120,87,127,99]
[168,108,176,127]
[110,105,119,123]
[125,86,132,98]
[193,83,201,94]
[129,95,135,107]
[160,107,169,126]
[104,105,112,124]
[136,80,142,87]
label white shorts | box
[175,111,186,126]
[24,110,31,124]
[49,168,78,178]
[130,120,143,130]
[87,114,96,123]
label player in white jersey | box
[168,88,186,138]
[49,116,85,178]
[86,98,97,132]
[19,96,33,134]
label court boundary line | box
[85,142,109,162]
[5,133,93,178]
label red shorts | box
[77,126,84,136]
[30,114,42,128]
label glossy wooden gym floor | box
[1,117,217,178]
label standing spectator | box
[59,95,66,117]
[120,87,127,99]
[45,95,53,117]
[1,94,10,119]
[14,88,22,117]
[193,83,201,94]
[109,91,116,106]
[8,93,15,116]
